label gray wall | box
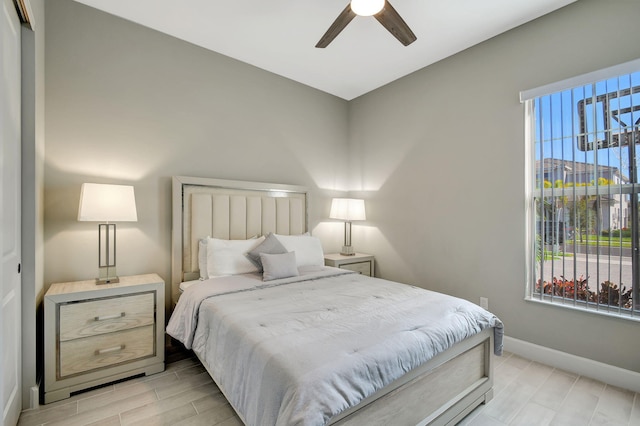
[348,0,640,373]
[44,0,349,309]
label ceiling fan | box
[316,0,417,48]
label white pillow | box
[260,251,299,281]
[206,236,265,278]
[199,235,250,279]
[198,237,210,280]
[274,234,324,267]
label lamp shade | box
[350,0,385,16]
[78,183,138,222]
[330,198,366,221]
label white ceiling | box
[72,0,576,100]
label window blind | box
[526,65,640,318]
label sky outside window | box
[535,71,640,186]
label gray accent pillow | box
[246,233,288,271]
[260,251,299,281]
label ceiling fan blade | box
[316,4,356,48]
[375,1,417,46]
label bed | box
[168,176,503,426]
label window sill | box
[525,296,640,323]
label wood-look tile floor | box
[18,350,640,426]
[460,352,640,426]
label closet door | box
[1,0,22,424]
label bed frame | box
[171,176,494,425]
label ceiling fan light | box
[350,0,385,17]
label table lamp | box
[78,183,137,284]
[330,198,366,256]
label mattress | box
[179,279,200,292]
[167,267,503,426]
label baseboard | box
[503,336,640,393]
[29,385,40,410]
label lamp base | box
[96,276,120,285]
[340,245,355,256]
[97,223,119,284]
[97,266,119,285]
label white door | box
[1,0,22,424]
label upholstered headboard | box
[171,176,309,305]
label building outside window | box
[523,61,640,318]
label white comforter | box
[167,267,503,426]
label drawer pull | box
[95,344,126,355]
[94,312,125,321]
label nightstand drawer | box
[325,253,375,278]
[59,325,154,378]
[340,261,372,276]
[59,293,154,341]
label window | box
[524,61,640,318]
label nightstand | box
[44,273,165,404]
[324,253,375,277]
